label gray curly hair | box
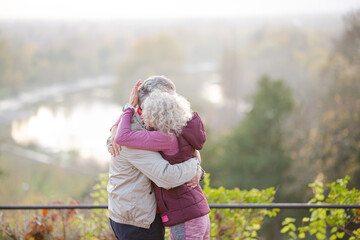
[138,75,176,109]
[141,90,193,136]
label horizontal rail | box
[210,204,360,209]
[0,203,359,210]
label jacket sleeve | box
[115,108,178,154]
[126,148,198,189]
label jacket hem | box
[161,198,211,227]
[109,215,152,229]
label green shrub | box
[281,176,360,240]
[0,173,279,239]
[202,174,278,239]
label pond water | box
[1,77,121,165]
[11,99,121,164]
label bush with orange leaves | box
[0,174,115,239]
[0,200,81,240]
[24,200,79,240]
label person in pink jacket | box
[114,79,210,240]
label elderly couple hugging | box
[107,76,210,240]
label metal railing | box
[1,203,360,210]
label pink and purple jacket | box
[115,108,210,226]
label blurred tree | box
[205,76,295,240]
[113,34,185,103]
[211,76,294,199]
[335,10,360,65]
[286,9,360,198]
[308,10,360,188]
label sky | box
[0,0,360,20]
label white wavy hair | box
[141,90,193,136]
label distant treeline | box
[0,14,341,99]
